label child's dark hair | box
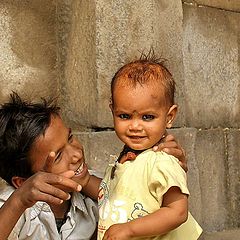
[0,92,60,185]
[111,49,175,106]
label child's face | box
[111,81,177,150]
[28,115,89,188]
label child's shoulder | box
[139,149,179,162]
[138,149,183,172]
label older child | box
[0,93,99,239]
[98,53,202,239]
[0,93,186,240]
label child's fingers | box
[44,173,82,192]
[43,151,56,172]
[30,172,82,194]
[34,191,67,205]
[60,170,76,179]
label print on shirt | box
[128,202,149,221]
[99,180,149,223]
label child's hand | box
[13,171,82,209]
[13,152,82,209]
[152,134,187,172]
[103,223,133,240]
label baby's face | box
[28,115,89,188]
[111,82,176,150]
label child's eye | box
[142,115,155,121]
[119,114,130,120]
[55,151,62,162]
[68,134,74,143]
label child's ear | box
[166,105,178,128]
[109,102,113,112]
[11,176,27,189]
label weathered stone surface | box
[194,129,228,232]
[57,0,98,129]
[183,0,240,12]
[225,129,240,228]
[199,229,240,240]
[183,4,240,128]
[168,128,203,222]
[0,0,240,236]
[0,0,57,103]
[61,0,185,129]
[75,131,122,175]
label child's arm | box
[82,174,102,201]
[0,154,82,240]
[103,187,188,240]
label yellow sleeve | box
[147,151,189,203]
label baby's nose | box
[129,119,143,131]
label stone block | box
[183,4,240,128]
[171,128,235,232]
[225,129,240,228]
[60,0,185,129]
[56,0,98,129]
[199,229,240,240]
[194,129,228,232]
[168,128,203,223]
[75,131,123,175]
[183,0,240,12]
[0,0,57,103]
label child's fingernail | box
[67,194,71,200]
[153,146,158,151]
[77,185,82,191]
[163,148,169,153]
[49,151,55,157]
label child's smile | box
[111,82,176,150]
[29,115,89,189]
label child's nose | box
[68,145,83,163]
[129,119,143,131]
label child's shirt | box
[0,185,98,240]
[98,150,202,240]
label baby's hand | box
[103,223,133,240]
[152,134,187,172]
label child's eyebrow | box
[45,127,72,163]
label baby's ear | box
[109,101,113,112]
[11,176,26,189]
[166,105,178,128]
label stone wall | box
[0,0,239,239]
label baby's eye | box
[119,114,130,120]
[142,115,155,121]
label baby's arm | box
[103,187,188,240]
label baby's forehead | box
[114,74,166,91]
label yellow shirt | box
[98,150,202,240]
